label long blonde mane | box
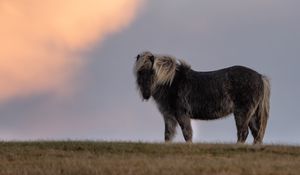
[153,55,177,86]
[135,51,191,86]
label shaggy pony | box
[134,51,270,144]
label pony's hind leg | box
[249,113,261,144]
[249,108,264,144]
[248,115,259,143]
[176,115,192,142]
[234,109,255,143]
[163,114,178,142]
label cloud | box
[0,0,142,102]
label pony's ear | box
[153,56,177,86]
[136,54,140,61]
[149,55,154,64]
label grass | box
[0,141,299,175]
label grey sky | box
[1,0,300,144]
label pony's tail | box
[255,75,271,144]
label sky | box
[0,0,300,144]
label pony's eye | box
[136,54,140,61]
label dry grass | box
[0,141,299,175]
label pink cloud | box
[0,0,142,102]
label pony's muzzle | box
[142,90,151,100]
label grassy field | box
[0,141,299,175]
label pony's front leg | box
[163,115,178,142]
[176,115,193,143]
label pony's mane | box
[134,51,191,86]
[178,59,191,70]
[153,55,190,86]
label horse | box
[134,51,270,144]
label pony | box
[134,51,270,144]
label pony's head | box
[134,51,177,100]
[134,51,155,100]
